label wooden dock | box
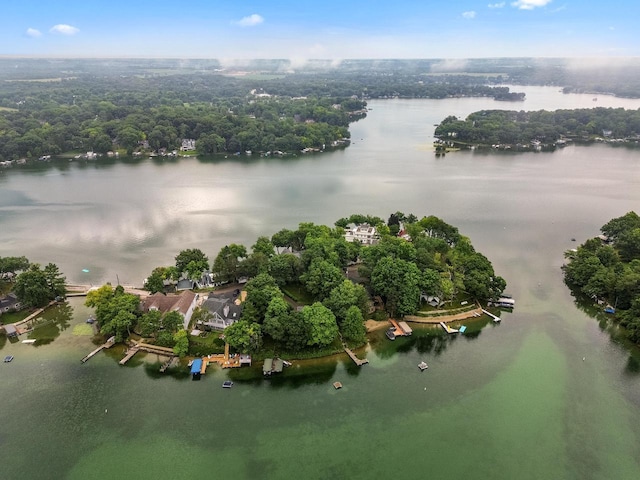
[481,309,501,323]
[439,321,459,334]
[159,356,178,373]
[119,342,175,365]
[81,336,116,363]
[344,347,368,366]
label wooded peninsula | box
[2,212,507,360]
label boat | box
[4,355,14,363]
[385,328,396,341]
[418,361,428,371]
[222,381,234,388]
[333,381,343,389]
[86,316,95,324]
[22,339,36,344]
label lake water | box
[1,87,640,479]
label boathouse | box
[2,323,18,338]
[263,358,284,376]
[191,358,203,380]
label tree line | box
[0,255,66,308]
[563,212,640,344]
[434,107,640,147]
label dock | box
[388,318,412,337]
[119,342,175,365]
[344,347,368,366]
[81,336,116,363]
[481,309,501,323]
[439,321,459,334]
[159,356,178,373]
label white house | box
[344,224,379,245]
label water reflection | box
[27,301,73,346]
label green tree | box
[175,248,209,274]
[144,268,166,294]
[300,258,345,301]
[263,296,292,342]
[252,236,275,258]
[241,273,282,323]
[0,255,29,280]
[370,257,422,317]
[173,329,189,357]
[138,309,162,337]
[163,310,184,332]
[323,279,369,323]
[85,285,140,342]
[212,244,248,283]
[224,320,263,353]
[341,305,366,345]
[302,302,338,348]
[268,253,302,286]
[14,264,51,308]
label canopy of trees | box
[563,212,640,343]
[13,262,66,308]
[435,108,640,147]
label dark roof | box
[142,291,197,315]
[202,296,242,322]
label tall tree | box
[302,302,339,348]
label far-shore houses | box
[344,224,379,245]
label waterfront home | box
[141,290,198,330]
[2,323,18,338]
[181,139,196,151]
[199,293,243,331]
[344,224,379,245]
[0,293,21,315]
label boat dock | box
[81,336,116,363]
[159,356,178,373]
[439,321,459,334]
[481,309,501,323]
[344,347,368,366]
[119,342,175,365]
[388,318,412,337]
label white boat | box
[22,339,36,344]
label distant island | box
[434,108,640,152]
[563,212,640,345]
[2,212,508,363]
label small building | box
[191,358,203,380]
[3,323,18,338]
[263,358,284,376]
[398,321,413,336]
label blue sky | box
[2,0,638,59]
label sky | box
[1,0,639,59]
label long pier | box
[344,347,368,366]
[81,336,116,363]
[439,321,459,334]
[481,309,501,323]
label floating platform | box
[333,382,343,389]
[418,361,428,371]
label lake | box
[1,87,640,479]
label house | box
[141,290,198,330]
[344,224,379,245]
[181,139,196,151]
[421,294,442,308]
[199,293,243,331]
[0,293,21,315]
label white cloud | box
[488,2,506,7]
[26,28,42,38]
[511,0,552,9]
[236,14,264,27]
[462,11,476,19]
[49,24,80,35]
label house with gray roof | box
[0,293,21,316]
[199,293,243,331]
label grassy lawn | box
[188,331,225,356]
[0,309,31,324]
[281,283,314,305]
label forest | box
[434,107,640,147]
[0,63,527,161]
[563,212,640,344]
